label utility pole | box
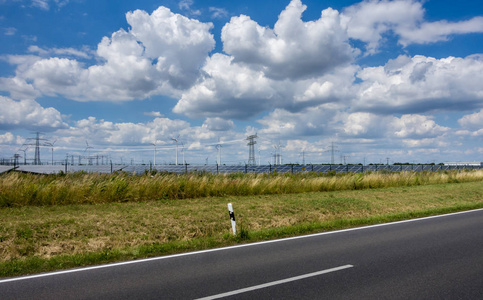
[20,147,28,165]
[45,140,56,165]
[246,134,258,166]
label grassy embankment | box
[0,170,482,278]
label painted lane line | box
[195,264,354,300]
[1,208,481,284]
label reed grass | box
[1,169,482,207]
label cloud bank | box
[0,0,482,163]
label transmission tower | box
[325,142,339,164]
[273,144,282,165]
[23,132,48,165]
[13,153,21,166]
[246,134,258,166]
[34,132,41,164]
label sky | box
[0,0,482,165]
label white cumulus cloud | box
[0,6,215,102]
[126,6,214,89]
[342,113,449,139]
[202,117,235,131]
[354,54,483,114]
[221,0,355,80]
[174,54,286,119]
[0,132,15,144]
[343,0,483,53]
[343,0,424,53]
[397,16,483,46]
[390,114,449,138]
[458,110,483,131]
[342,112,390,137]
[0,96,67,130]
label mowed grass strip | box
[1,179,482,278]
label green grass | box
[0,178,482,278]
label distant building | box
[443,162,483,167]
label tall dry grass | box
[1,170,482,207]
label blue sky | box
[0,0,482,165]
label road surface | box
[1,209,482,299]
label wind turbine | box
[171,135,180,165]
[216,138,222,165]
[151,142,157,166]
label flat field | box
[0,170,482,277]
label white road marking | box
[1,208,481,284]
[195,265,354,300]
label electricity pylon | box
[246,134,258,166]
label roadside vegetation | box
[0,169,482,277]
[1,169,482,207]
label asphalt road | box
[1,209,482,299]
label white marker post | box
[227,203,236,235]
